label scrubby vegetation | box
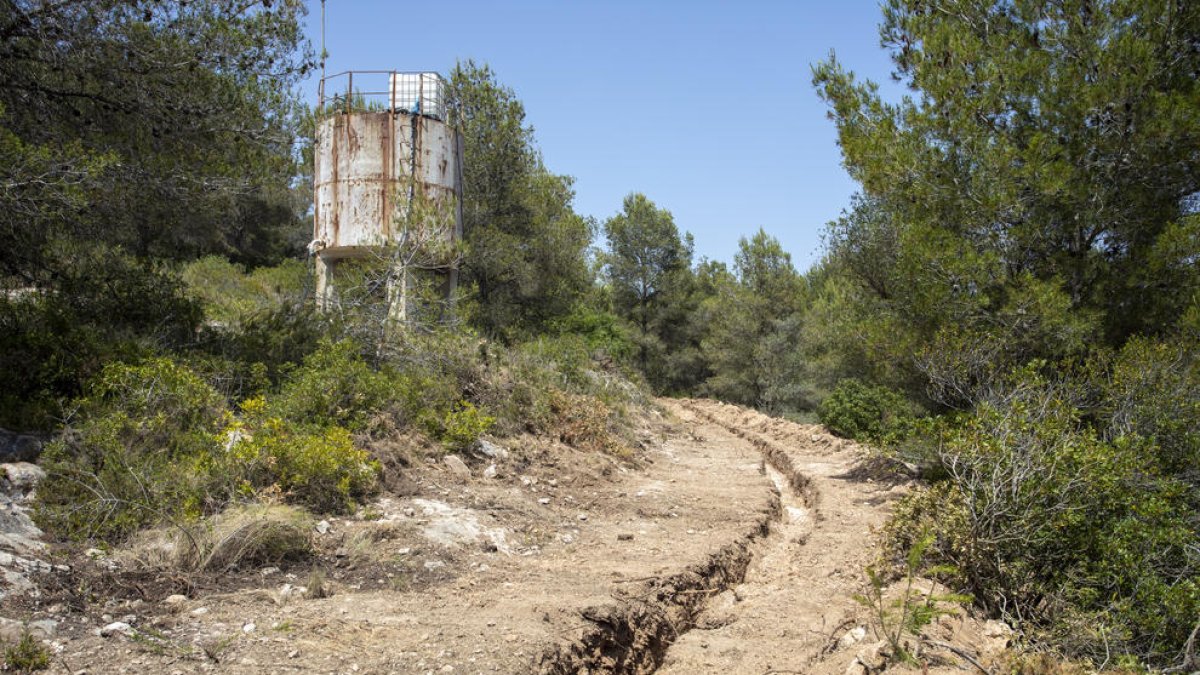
[23,219,644,546]
[2,631,51,672]
[818,380,914,445]
[34,357,378,542]
[33,292,646,545]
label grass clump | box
[305,567,332,599]
[122,503,314,573]
[176,503,314,572]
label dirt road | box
[658,399,899,674]
[16,399,1003,674]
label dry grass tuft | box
[305,567,332,599]
[119,503,314,573]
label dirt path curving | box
[657,399,906,675]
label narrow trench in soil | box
[537,409,814,675]
[650,459,817,674]
[767,464,813,538]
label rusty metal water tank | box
[311,71,463,314]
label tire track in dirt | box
[654,399,905,675]
[535,402,790,674]
[534,496,779,674]
[541,398,895,674]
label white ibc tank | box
[389,72,445,118]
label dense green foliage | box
[0,0,312,429]
[449,61,595,340]
[34,358,379,541]
[182,257,309,327]
[818,380,912,444]
[0,0,312,266]
[812,0,1200,402]
[33,259,649,542]
[798,0,1200,667]
[0,251,203,429]
[34,321,648,545]
[884,358,1199,664]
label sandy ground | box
[4,400,1012,674]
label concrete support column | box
[385,261,407,326]
[315,254,334,311]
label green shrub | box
[382,328,484,393]
[36,358,226,541]
[376,328,644,454]
[190,303,326,400]
[912,366,1200,666]
[36,357,379,543]
[222,399,378,513]
[270,339,396,431]
[1101,336,1200,478]
[550,304,636,364]
[182,353,272,402]
[431,401,495,453]
[472,336,645,448]
[818,379,914,443]
[84,356,226,427]
[182,256,307,326]
[856,531,971,665]
[880,482,971,578]
[181,257,324,401]
[3,631,50,671]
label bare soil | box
[5,400,1012,674]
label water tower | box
[311,71,463,322]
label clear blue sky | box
[300,1,900,272]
